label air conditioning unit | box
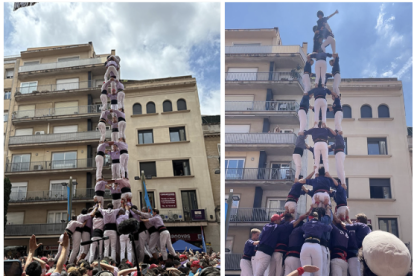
[160,214,169,221]
[172,213,183,221]
[34,165,43,170]
[35,131,45,135]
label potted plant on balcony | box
[290,69,301,80]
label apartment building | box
[4,43,219,254]
[224,28,412,274]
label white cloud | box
[4,2,221,114]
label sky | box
[226,2,413,126]
[3,2,220,115]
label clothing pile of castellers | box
[240,10,411,276]
[54,55,178,267]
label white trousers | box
[89,236,104,263]
[332,74,341,96]
[251,256,257,275]
[269,252,284,276]
[312,192,331,206]
[321,36,336,54]
[240,259,253,276]
[111,104,118,112]
[160,230,176,260]
[98,122,107,142]
[335,111,343,131]
[303,74,311,94]
[314,98,327,124]
[284,201,297,218]
[314,142,329,173]
[139,231,150,263]
[254,251,272,276]
[112,163,121,179]
[68,231,82,263]
[348,257,361,276]
[120,153,129,178]
[103,230,118,261]
[335,151,346,185]
[298,109,307,132]
[120,234,133,263]
[292,153,302,180]
[118,121,126,139]
[111,132,119,142]
[104,66,119,83]
[149,232,160,254]
[100,94,108,111]
[330,258,348,276]
[284,256,301,276]
[78,231,91,259]
[117,91,125,109]
[321,245,330,276]
[300,243,323,276]
[336,206,349,221]
[112,198,122,209]
[314,60,327,86]
[94,195,104,207]
[56,234,70,264]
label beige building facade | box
[224,28,412,274]
[4,43,219,254]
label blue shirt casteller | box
[257,222,279,256]
[302,219,332,240]
[243,239,256,259]
[345,222,371,249]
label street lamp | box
[61,176,77,222]
[135,170,150,209]
[225,189,239,241]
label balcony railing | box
[5,223,67,236]
[225,168,295,181]
[16,80,103,95]
[225,101,299,112]
[229,208,284,222]
[225,45,306,60]
[225,71,304,89]
[9,131,110,145]
[12,104,102,119]
[160,208,208,222]
[225,254,242,270]
[225,133,297,145]
[9,188,112,203]
[5,158,106,173]
[19,57,106,73]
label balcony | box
[9,188,112,204]
[18,57,106,78]
[159,209,209,227]
[5,223,66,237]
[12,104,102,124]
[225,168,295,184]
[8,131,111,149]
[229,208,284,224]
[225,71,304,95]
[5,158,110,176]
[225,45,306,67]
[225,133,296,154]
[14,80,104,102]
[225,254,242,271]
[225,101,299,124]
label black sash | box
[138,221,146,233]
[120,150,128,154]
[118,117,125,122]
[112,159,120,164]
[95,190,105,197]
[75,227,83,233]
[112,128,119,132]
[97,151,105,157]
[101,90,108,95]
[293,147,304,156]
[157,226,168,233]
[111,99,118,104]
[65,229,73,239]
[148,227,157,234]
[84,226,91,233]
[104,223,117,231]
[121,187,131,193]
[112,193,121,200]
[92,229,103,237]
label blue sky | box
[4,2,220,115]
[226,2,413,126]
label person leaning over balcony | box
[327,128,346,185]
[254,213,285,276]
[106,144,121,180]
[329,55,341,97]
[308,84,332,128]
[293,134,308,182]
[98,202,122,261]
[285,171,315,217]
[110,108,126,139]
[77,206,98,261]
[310,49,333,89]
[108,116,119,142]
[299,167,337,208]
[66,216,87,264]
[303,55,314,94]
[96,141,110,180]
[98,110,111,142]
[298,92,314,132]
[240,228,261,276]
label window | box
[177,99,187,111]
[4,91,11,100]
[15,128,33,136]
[51,151,77,169]
[270,163,292,180]
[225,124,250,133]
[139,191,155,210]
[133,103,142,115]
[182,190,198,221]
[379,218,399,237]
[361,105,372,118]
[11,154,30,172]
[378,105,390,118]
[173,160,191,176]
[5,69,14,79]
[47,210,74,224]
[225,193,241,222]
[20,82,38,94]
[54,125,78,133]
[4,112,8,122]
[10,182,27,201]
[56,78,79,91]
[343,105,352,118]
[49,179,76,199]
[140,162,157,177]
[138,130,153,144]
[169,127,186,142]
[57,56,80,62]
[24,61,40,66]
[267,198,286,210]
[328,138,347,155]
[7,212,24,225]
[163,100,172,112]
[225,159,245,179]
[369,178,391,199]
[146,102,156,114]
[367,138,387,155]
[225,236,234,254]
